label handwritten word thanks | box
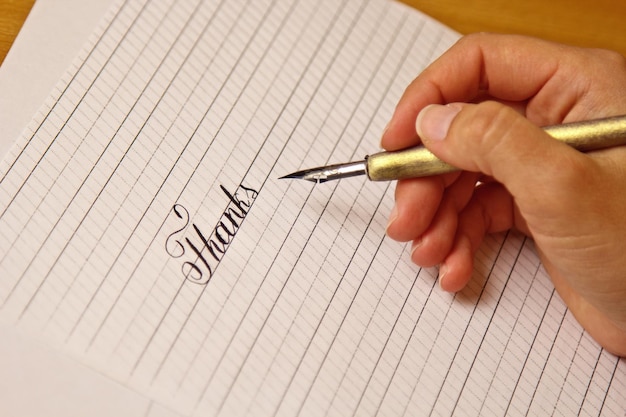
[165,184,258,285]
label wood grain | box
[404,0,626,56]
[0,0,35,65]
[0,0,625,65]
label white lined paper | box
[0,0,624,415]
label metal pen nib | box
[279,160,366,183]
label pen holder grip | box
[366,114,626,182]
[366,146,456,181]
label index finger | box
[381,33,570,151]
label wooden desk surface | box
[1,0,625,65]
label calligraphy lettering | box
[164,184,258,285]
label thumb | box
[415,101,589,213]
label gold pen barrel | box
[366,114,626,182]
[543,114,626,151]
[366,146,456,181]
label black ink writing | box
[164,184,258,285]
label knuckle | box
[464,102,518,141]
[592,48,626,70]
[458,32,492,46]
[451,33,492,59]
[576,48,626,93]
[454,102,523,172]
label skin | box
[381,33,626,356]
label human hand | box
[382,33,626,356]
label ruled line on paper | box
[0,0,623,416]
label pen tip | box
[279,169,326,183]
[278,172,301,180]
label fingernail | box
[380,120,391,148]
[438,263,448,290]
[409,238,423,264]
[411,236,423,253]
[415,104,462,141]
[386,203,398,233]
